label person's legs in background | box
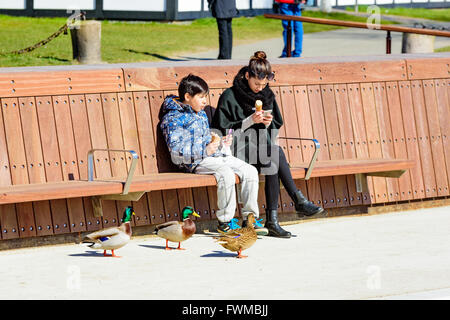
[279,3,294,58]
[217,18,232,59]
[280,3,303,58]
[226,18,233,59]
[292,6,303,57]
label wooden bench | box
[0,130,414,214]
[0,53,448,241]
[0,152,414,214]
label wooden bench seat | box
[0,180,123,205]
[289,158,415,194]
[0,171,234,205]
[290,159,415,179]
[0,157,414,206]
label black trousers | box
[216,18,233,59]
[253,145,298,211]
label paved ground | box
[1,205,449,300]
[175,28,450,61]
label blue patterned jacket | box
[160,95,223,173]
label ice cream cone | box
[255,100,263,112]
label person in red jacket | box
[274,0,306,57]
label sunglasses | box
[249,71,275,81]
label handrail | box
[264,14,450,37]
[264,13,450,55]
[87,149,139,195]
[278,137,320,180]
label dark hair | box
[248,51,273,80]
[178,74,209,101]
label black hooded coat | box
[210,66,284,165]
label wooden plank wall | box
[0,55,449,241]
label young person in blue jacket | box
[160,74,267,235]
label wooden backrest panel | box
[333,84,361,206]
[85,94,112,179]
[422,80,449,196]
[1,54,449,241]
[372,82,400,203]
[0,68,125,98]
[321,84,350,208]
[0,106,11,186]
[405,58,450,80]
[398,81,425,200]
[292,86,323,207]
[69,95,93,181]
[410,81,437,198]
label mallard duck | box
[215,213,258,258]
[154,206,200,250]
[82,206,135,257]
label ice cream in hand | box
[255,100,263,112]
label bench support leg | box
[100,191,146,202]
[367,170,406,178]
[355,173,369,193]
[91,191,146,217]
[92,196,103,217]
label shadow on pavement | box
[139,244,168,250]
[124,49,187,61]
[68,250,105,257]
[201,250,237,258]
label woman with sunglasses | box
[211,51,325,238]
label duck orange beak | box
[192,211,200,218]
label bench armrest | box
[87,149,139,195]
[277,137,320,180]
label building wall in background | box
[0,0,448,20]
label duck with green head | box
[82,206,135,257]
[154,206,200,250]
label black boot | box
[264,210,291,238]
[293,190,325,217]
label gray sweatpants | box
[194,155,260,223]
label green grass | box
[346,6,450,22]
[435,46,450,52]
[0,12,394,67]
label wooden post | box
[401,33,435,53]
[70,20,102,64]
[287,20,292,57]
[386,30,391,54]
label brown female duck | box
[215,213,258,258]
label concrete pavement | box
[175,27,450,61]
[0,205,449,300]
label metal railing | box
[264,13,450,55]
[87,149,139,195]
[278,137,320,180]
